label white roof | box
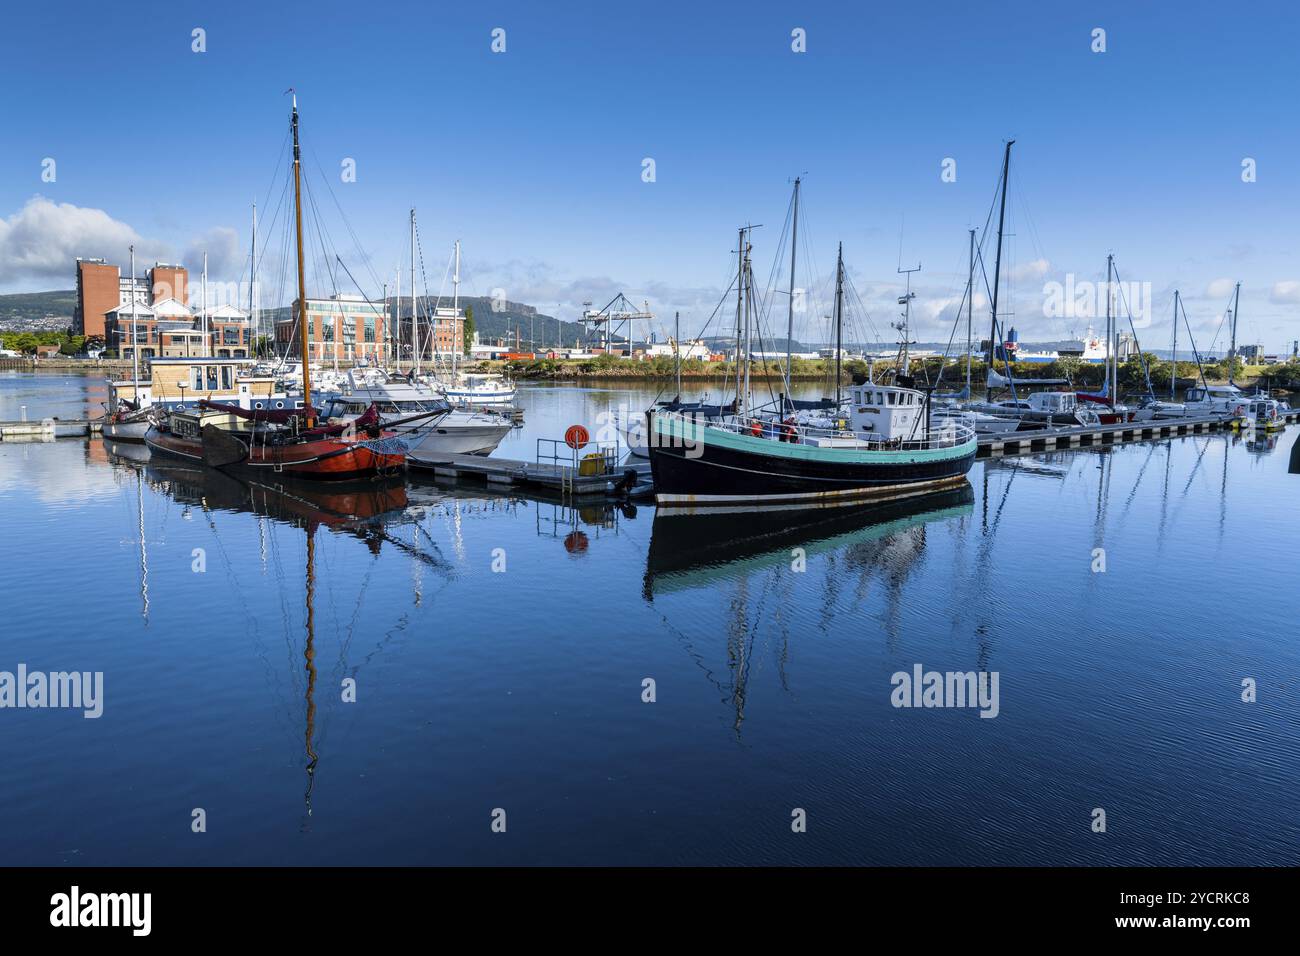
[151,297,193,318]
[205,303,248,320]
[108,299,155,317]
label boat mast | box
[1229,281,1241,385]
[290,93,313,424]
[129,244,139,385]
[202,252,209,359]
[674,310,681,397]
[1106,253,1114,410]
[834,242,844,407]
[784,177,800,403]
[986,140,1014,402]
[394,265,400,367]
[452,239,461,380]
[966,228,975,396]
[410,209,419,377]
[741,234,753,416]
[734,226,745,414]
[250,201,258,347]
[1171,290,1179,401]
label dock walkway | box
[406,450,634,497]
[976,412,1293,458]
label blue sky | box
[1,0,1297,351]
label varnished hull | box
[145,429,405,480]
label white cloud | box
[1010,258,1051,281]
[183,227,241,280]
[1269,280,1300,305]
[0,196,167,284]
[1206,277,1235,299]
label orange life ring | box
[565,424,590,449]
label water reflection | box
[114,452,438,821]
[643,486,974,598]
[644,486,975,733]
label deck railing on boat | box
[655,410,976,452]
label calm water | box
[1,370,1297,866]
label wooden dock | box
[0,417,102,440]
[976,412,1291,458]
[406,449,630,497]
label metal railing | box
[656,410,975,452]
[536,438,619,495]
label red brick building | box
[276,295,389,362]
[76,259,192,343]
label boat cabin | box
[1026,391,1079,414]
[847,384,927,441]
[109,357,291,415]
[1185,384,1245,413]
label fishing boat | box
[647,234,975,505]
[146,95,408,480]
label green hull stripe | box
[651,415,976,465]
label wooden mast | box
[291,93,313,426]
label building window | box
[364,318,375,342]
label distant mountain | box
[0,290,76,329]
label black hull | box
[644,484,975,598]
[649,432,975,504]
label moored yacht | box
[314,367,512,456]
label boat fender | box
[614,468,638,494]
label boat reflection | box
[644,485,974,735]
[643,484,974,600]
[129,457,439,822]
[143,458,411,536]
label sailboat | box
[646,229,976,505]
[146,95,409,480]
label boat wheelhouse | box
[104,356,291,442]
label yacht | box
[312,368,512,456]
[435,371,517,407]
